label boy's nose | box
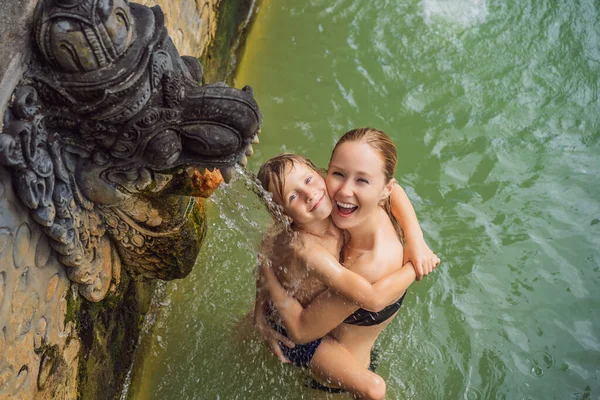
[303,189,314,203]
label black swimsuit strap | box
[343,291,407,326]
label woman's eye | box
[358,178,369,184]
[289,193,297,202]
[332,171,344,177]
[305,176,312,184]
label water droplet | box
[464,386,483,400]
[530,365,543,377]
[532,350,554,369]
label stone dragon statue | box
[0,0,261,301]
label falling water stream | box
[126,0,600,398]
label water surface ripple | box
[127,0,600,398]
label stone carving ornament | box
[0,0,261,301]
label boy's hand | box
[254,314,295,364]
[404,238,440,280]
[255,259,295,363]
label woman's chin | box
[331,209,358,229]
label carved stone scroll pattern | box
[1,86,114,302]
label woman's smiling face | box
[326,140,391,230]
[271,162,332,226]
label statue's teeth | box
[251,135,260,144]
[245,144,254,157]
[221,167,236,183]
[238,154,248,167]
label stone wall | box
[1,2,79,398]
[0,167,79,399]
[137,0,259,84]
[138,0,219,60]
[0,0,259,398]
[0,0,38,120]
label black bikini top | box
[343,291,407,326]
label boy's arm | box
[254,261,295,362]
[262,260,417,344]
[299,242,410,312]
[390,183,440,279]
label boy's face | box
[271,163,332,226]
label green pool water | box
[126,0,600,398]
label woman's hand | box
[403,238,440,280]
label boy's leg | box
[309,337,386,400]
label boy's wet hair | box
[257,153,323,204]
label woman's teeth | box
[336,201,358,216]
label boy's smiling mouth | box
[310,193,325,212]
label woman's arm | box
[262,260,417,344]
[390,183,440,279]
[298,241,411,312]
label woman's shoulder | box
[373,224,404,261]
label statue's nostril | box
[145,130,182,168]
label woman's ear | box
[380,178,395,201]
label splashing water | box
[233,164,292,234]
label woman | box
[256,128,439,399]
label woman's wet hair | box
[332,127,397,182]
[257,153,323,205]
[332,127,403,240]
